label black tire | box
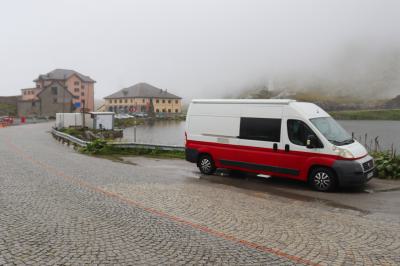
[309,167,337,192]
[198,154,216,175]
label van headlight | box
[332,146,354,159]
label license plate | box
[367,172,374,179]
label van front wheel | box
[198,154,216,175]
[309,167,337,192]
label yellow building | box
[104,83,182,115]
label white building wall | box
[56,113,93,129]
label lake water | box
[121,120,400,152]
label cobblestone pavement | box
[1,123,400,265]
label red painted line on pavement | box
[5,136,320,266]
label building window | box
[130,99,133,103]
[142,99,145,103]
[168,109,171,113]
[74,88,79,93]
[125,99,128,103]
[168,100,171,104]
[51,87,58,95]
[156,99,159,103]
[74,81,80,86]
[162,99,165,103]
[175,109,178,113]
[119,99,122,103]
[53,98,57,104]
[239,117,281,142]
[156,109,159,113]
[81,92,85,96]
[73,96,79,99]
[32,102,36,107]
[81,85,85,89]
[175,100,178,104]
[162,109,166,112]
[36,84,41,88]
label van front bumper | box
[332,155,375,187]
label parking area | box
[1,123,399,265]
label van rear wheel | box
[309,167,337,192]
[198,154,216,175]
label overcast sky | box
[1,0,399,100]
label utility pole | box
[62,86,65,128]
[82,100,86,129]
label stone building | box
[18,81,74,117]
[18,69,95,117]
[104,83,182,115]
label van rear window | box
[239,117,281,142]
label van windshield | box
[310,117,354,146]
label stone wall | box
[39,83,74,117]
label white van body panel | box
[186,99,368,159]
[186,99,374,188]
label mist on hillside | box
[0,0,399,102]
[227,45,400,100]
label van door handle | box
[273,143,278,151]
[285,144,290,152]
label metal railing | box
[51,128,185,151]
[109,141,185,151]
[51,128,90,147]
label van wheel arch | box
[308,165,338,192]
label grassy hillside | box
[330,109,400,120]
[0,103,17,116]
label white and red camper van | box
[185,99,375,191]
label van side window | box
[287,119,321,147]
[240,118,281,142]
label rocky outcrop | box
[385,95,400,109]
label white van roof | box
[192,99,296,104]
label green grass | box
[81,139,185,159]
[330,109,400,120]
[0,103,17,116]
[114,118,144,128]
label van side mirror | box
[306,135,318,149]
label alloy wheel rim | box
[201,159,211,172]
[314,172,330,190]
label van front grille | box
[362,159,374,172]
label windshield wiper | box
[328,139,342,145]
[339,139,354,145]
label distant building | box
[18,69,96,117]
[104,83,182,115]
[18,81,75,117]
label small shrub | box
[372,152,400,180]
[82,139,109,154]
